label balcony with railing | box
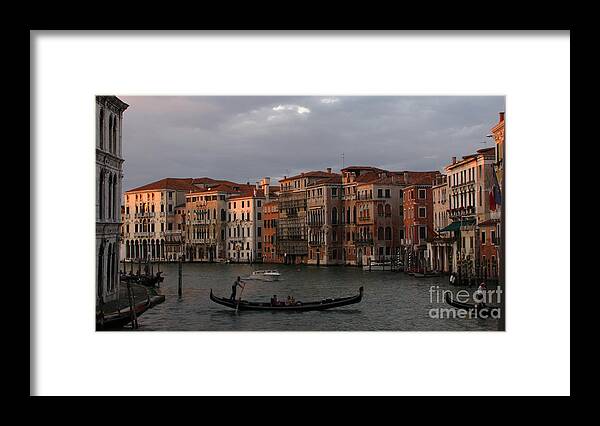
[133,231,153,238]
[449,206,475,219]
[134,211,156,218]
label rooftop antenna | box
[341,152,345,169]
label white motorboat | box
[245,270,281,281]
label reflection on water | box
[134,263,502,331]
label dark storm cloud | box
[119,96,505,191]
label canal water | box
[134,263,503,331]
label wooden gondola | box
[444,292,499,316]
[210,286,364,312]
[120,271,164,287]
[97,298,151,330]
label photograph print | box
[95,95,505,331]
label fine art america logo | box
[429,285,502,320]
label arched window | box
[97,243,104,299]
[112,116,118,154]
[113,176,118,219]
[108,174,113,219]
[106,243,112,292]
[331,207,338,224]
[111,247,116,291]
[108,116,113,154]
[98,108,105,149]
[353,206,356,224]
[221,209,226,221]
[385,226,392,240]
[346,208,350,224]
[385,204,391,217]
[377,204,384,216]
[99,170,105,220]
[377,227,384,240]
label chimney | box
[261,177,270,201]
[327,167,332,174]
[499,111,505,122]
[452,156,457,165]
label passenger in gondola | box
[286,295,292,306]
[270,295,278,306]
[230,277,244,301]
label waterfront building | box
[489,111,505,280]
[339,166,386,265]
[427,174,453,273]
[121,178,198,262]
[402,181,435,273]
[226,183,268,263]
[475,145,501,280]
[185,183,243,262]
[337,167,441,267]
[96,96,128,305]
[306,173,343,265]
[262,198,281,264]
[442,147,496,279]
[277,170,338,264]
[492,112,505,190]
[354,172,404,266]
[444,154,477,278]
[166,204,186,260]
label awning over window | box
[440,218,475,232]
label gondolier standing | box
[474,282,487,308]
[230,276,245,301]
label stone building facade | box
[262,198,281,264]
[226,188,266,263]
[277,170,337,264]
[306,174,343,265]
[354,173,407,265]
[121,178,197,262]
[96,96,128,304]
[185,184,238,262]
[427,174,453,273]
[403,183,435,273]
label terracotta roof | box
[341,166,386,173]
[400,171,440,184]
[193,177,243,187]
[279,171,338,182]
[229,188,266,200]
[307,174,343,186]
[127,178,198,193]
[354,171,388,184]
[477,147,495,155]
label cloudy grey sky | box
[119,96,505,191]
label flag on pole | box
[488,164,502,210]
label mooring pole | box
[178,258,183,299]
